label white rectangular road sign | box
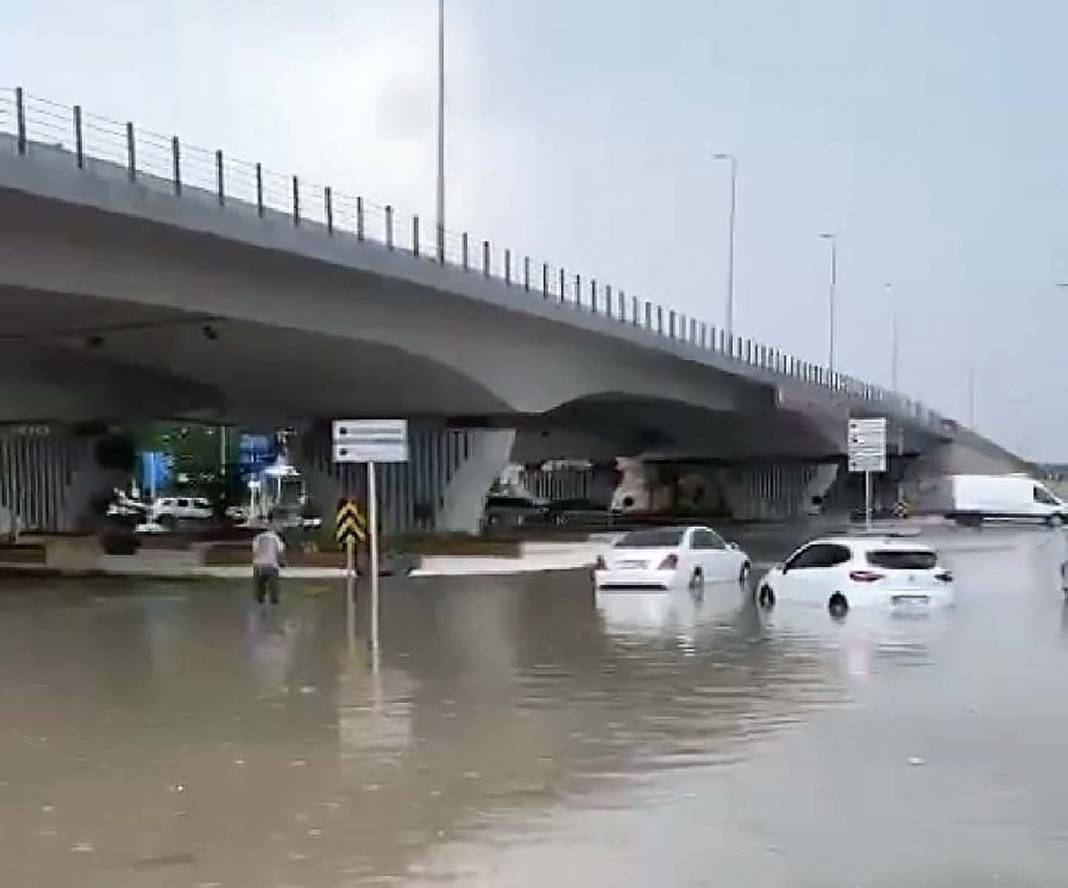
[848,417,887,473]
[332,419,409,463]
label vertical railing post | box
[14,87,26,155]
[559,268,565,303]
[385,205,394,249]
[325,186,333,234]
[701,323,708,349]
[461,232,469,269]
[126,121,136,181]
[591,279,598,314]
[73,105,83,169]
[504,249,511,285]
[215,149,225,206]
[618,290,625,321]
[292,176,300,225]
[574,274,581,305]
[645,302,652,329]
[657,306,664,334]
[357,196,365,240]
[524,256,530,291]
[171,136,181,195]
[542,262,549,296]
[669,311,677,338]
[413,215,420,256]
[605,284,612,318]
[255,163,264,217]
[482,240,490,277]
[437,222,445,264]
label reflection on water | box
[1,527,1066,885]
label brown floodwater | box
[1,525,1066,886]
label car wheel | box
[1048,514,1064,528]
[739,562,751,585]
[158,514,176,531]
[828,592,849,618]
[757,584,775,609]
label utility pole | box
[713,154,737,336]
[887,283,898,392]
[968,365,976,428]
[435,0,446,262]
[820,233,838,375]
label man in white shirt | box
[251,525,286,605]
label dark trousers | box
[253,565,280,604]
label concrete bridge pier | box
[712,462,840,521]
[296,423,515,536]
[0,426,126,533]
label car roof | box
[803,535,936,553]
[621,525,718,533]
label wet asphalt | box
[1,524,1067,886]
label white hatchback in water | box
[594,526,751,590]
[755,536,955,613]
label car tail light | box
[658,553,679,570]
[935,570,953,583]
[849,570,885,583]
[594,555,606,570]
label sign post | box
[848,418,887,530]
[332,420,409,653]
[368,461,379,652]
[335,498,366,652]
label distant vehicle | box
[150,496,213,528]
[545,498,609,527]
[594,525,750,590]
[929,474,1068,526]
[755,536,955,614]
[483,495,548,529]
[105,491,149,519]
[134,520,167,535]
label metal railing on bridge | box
[0,86,944,429]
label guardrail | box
[0,85,945,430]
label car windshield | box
[867,550,937,570]
[615,528,685,548]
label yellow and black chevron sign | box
[335,499,367,546]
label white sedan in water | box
[755,535,955,613]
[594,526,751,590]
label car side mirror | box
[726,541,739,551]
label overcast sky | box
[5,1,1067,459]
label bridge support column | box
[297,423,515,536]
[0,427,127,533]
[711,462,842,522]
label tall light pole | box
[819,233,837,374]
[435,0,446,262]
[968,364,976,428]
[887,283,898,392]
[713,153,737,336]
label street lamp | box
[713,153,737,337]
[886,283,898,392]
[819,233,837,375]
[435,0,446,262]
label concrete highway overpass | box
[0,88,1027,532]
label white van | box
[939,474,1068,526]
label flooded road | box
[2,526,1067,886]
